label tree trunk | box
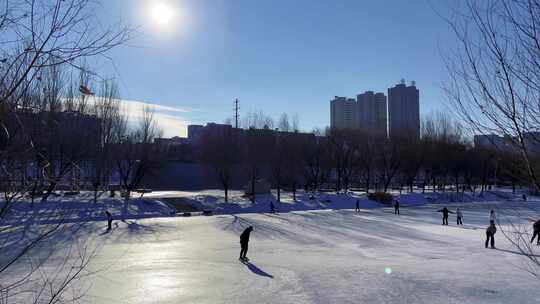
[41,181,57,202]
[251,177,255,204]
[277,183,281,202]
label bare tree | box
[302,129,331,192]
[0,1,131,302]
[87,81,121,203]
[271,132,286,202]
[200,126,239,203]
[241,110,274,130]
[282,134,304,201]
[0,0,132,106]
[443,0,540,191]
[243,127,273,204]
[375,137,401,193]
[327,128,355,192]
[349,131,376,193]
[114,105,163,205]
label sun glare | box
[152,2,174,26]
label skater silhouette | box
[485,222,497,249]
[456,208,463,225]
[489,210,496,225]
[105,210,113,231]
[437,207,454,225]
[239,226,253,261]
[531,219,540,245]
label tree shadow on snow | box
[495,248,540,257]
[244,262,273,278]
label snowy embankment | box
[146,189,517,215]
[1,189,525,227]
[1,192,174,226]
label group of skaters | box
[100,195,539,262]
[392,200,540,250]
[393,200,500,249]
[436,206,464,226]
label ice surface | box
[3,190,540,303]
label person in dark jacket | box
[270,201,275,213]
[485,223,497,249]
[489,210,496,225]
[456,208,463,226]
[437,207,454,225]
[239,226,253,261]
[394,200,400,215]
[530,219,540,245]
[355,200,360,213]
[105,210,112,231]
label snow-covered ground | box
[3,190,540,303]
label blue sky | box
[95,0,456,137]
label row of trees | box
[0,70,164,204]
[199,111,534,203]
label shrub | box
[367,192,393,204]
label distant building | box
[473,134,510,151]
[357,91,387,136]
[185,122,315,151]
[523,132,540,155]
[388,80,420,138]
[155,136,189,147]
[330,96,357,130]
[187,124,205,144]
[473,132,540,155]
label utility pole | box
[234,98,239,129]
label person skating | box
[437,207,454,225]
[270,201,275,213]
[485,222,497,249]
[489,210,496,225]
[355,200,360,213]
[239,226,253,262]
[394,200,400,215]
[105,210,113,231]
[456,208,463,225]
[530,219,540,245]
[523,194,527,202]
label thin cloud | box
[83,97,190,137]
[118,99,190,138]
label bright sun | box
[152,3,174,25]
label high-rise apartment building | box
[330,96,357,130]
[387,80,420,138]
[357,91,387,136]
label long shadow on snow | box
[219,210,453,251]
[1,198,173,227]
[221,215,323,245]
[495,248,540,257]
[288,211,455,246]
[243,262,274,278]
